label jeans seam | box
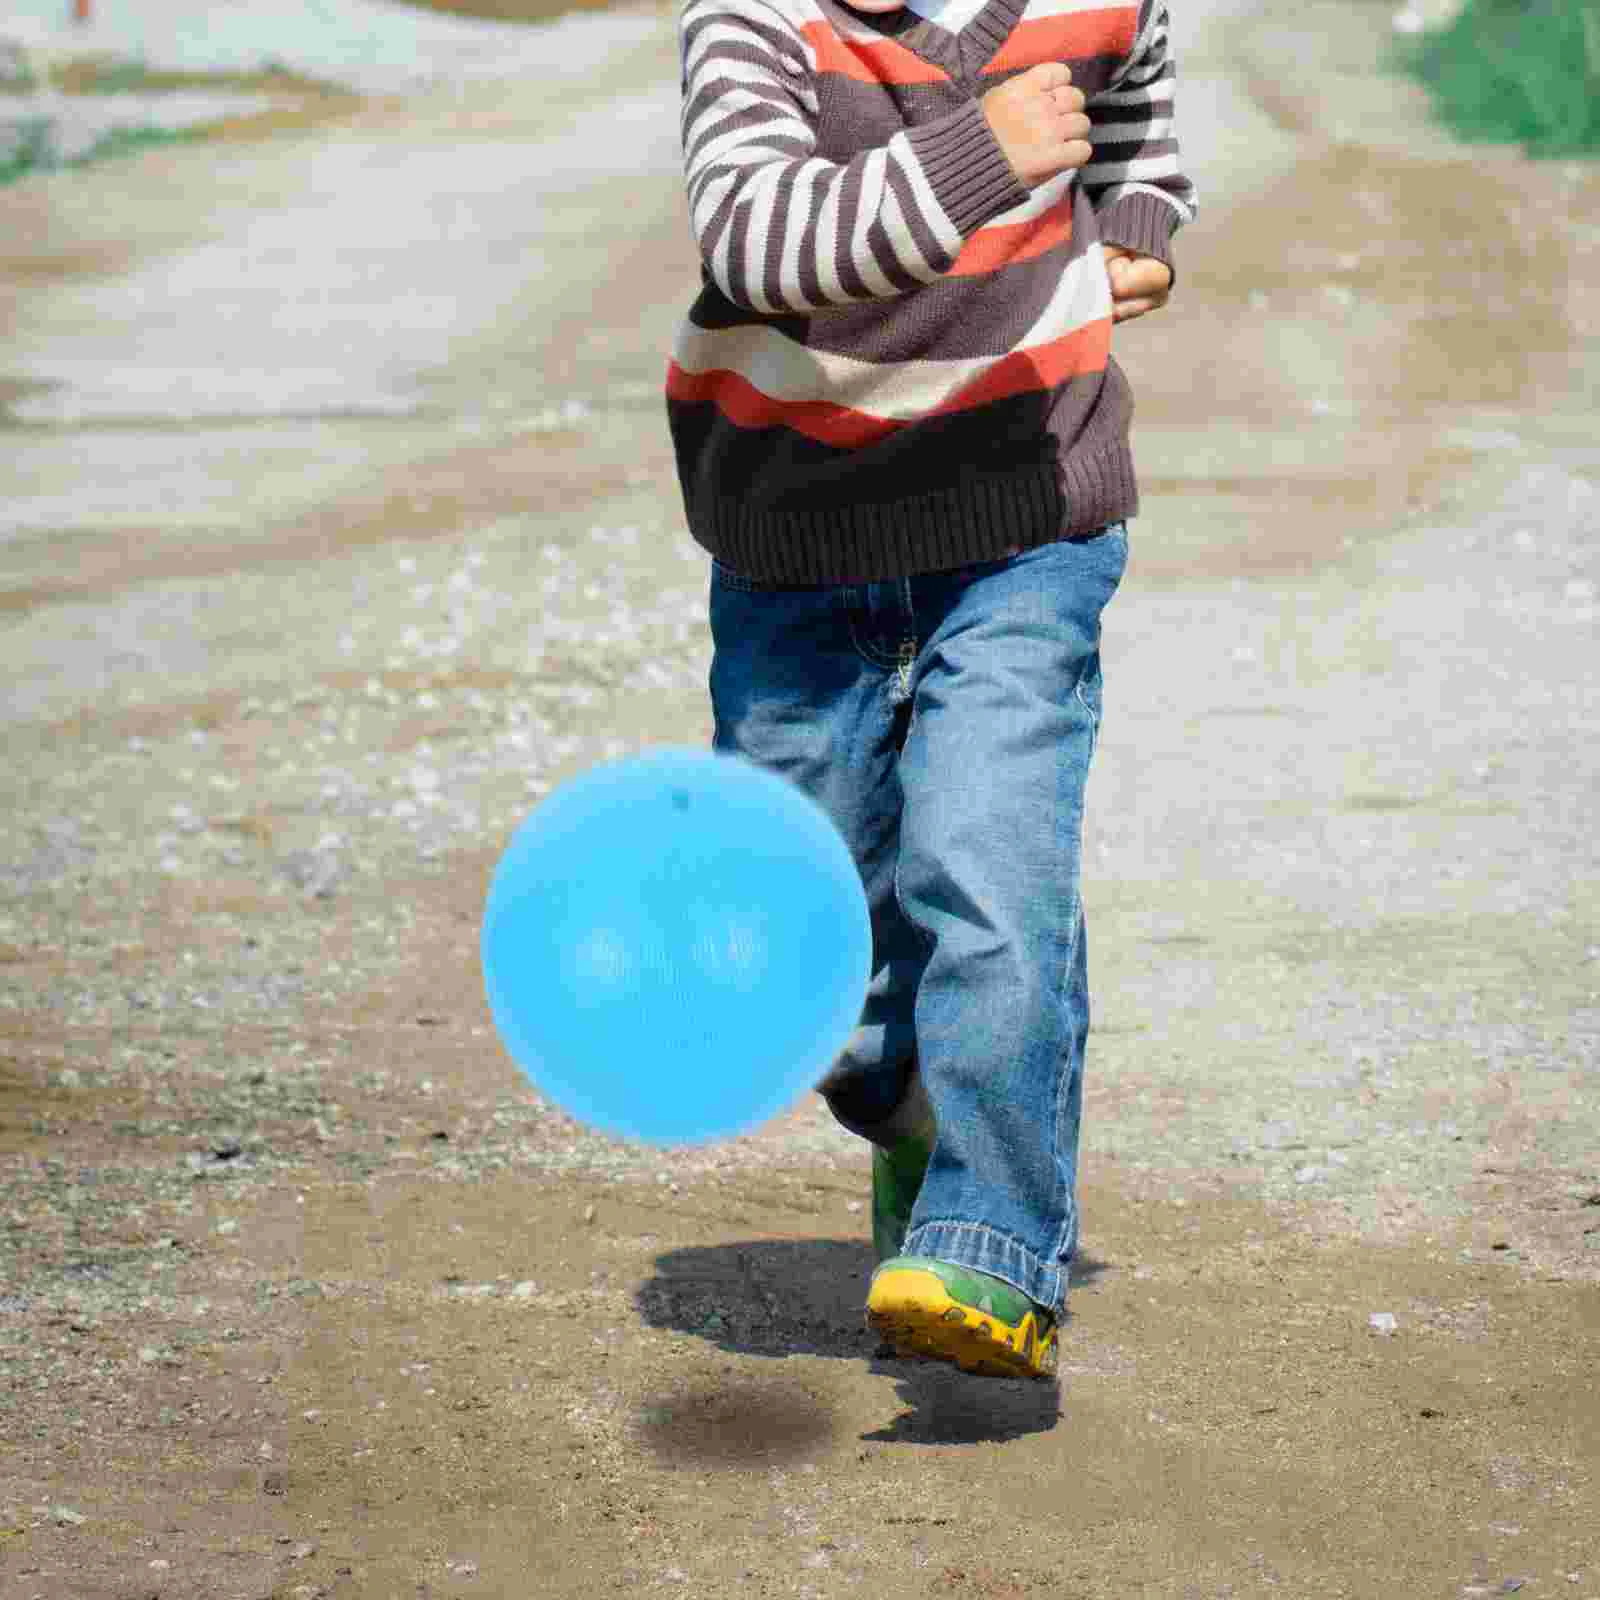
[845,608,902,673]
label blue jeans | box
[708,524,1128,1313]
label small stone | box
[1368,1312,1398,1336]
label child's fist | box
[981,63,1092,190]
[1105,246,1173,321]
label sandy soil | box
[2,2,1597,1597]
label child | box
[668,0,1195,1377]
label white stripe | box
[983,168,1075,227]
[814,172,844,302]
[1104,2,1167,92]
[709,194,736,300]
[1093,179,1197,224]
[1090,79,1176,110]
[682,22,816,115]
[1079,151,1185,186]
[683,57,799,125]
[683,18,773,81]
[691,166,740,240]
[739,170,782,313]
[674,255,1106,417]
[849,150,898,298]
[880,135,944,282]
[689,102,811,174]
[891,129,963,261]
[878,178,937,285]
[1019,242,1111,345]
[1092,111,1175,146]
[777,159,817,307]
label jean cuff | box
[902,1218,1070,1315]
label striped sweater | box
[666,0,1196,585]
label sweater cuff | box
[906,99,1031,241]
[1098,191,1182,277]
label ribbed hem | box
[906,100,1031,242]
[1098,191,1182,279]
[689,441,1137,587]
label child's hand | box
[1105,246,1173,322]
[981,64,1092,189]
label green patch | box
[0,56,351,100]
[1396,0,1600,157]
[1,119,202,189]
[1,57,363,189]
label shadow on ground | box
[635,1238,1106,1446]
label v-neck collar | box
[854,0,1028,83]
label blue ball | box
[481,748,870,1145]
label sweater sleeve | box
[680,0,1029,313]
[1082,0,1197,272]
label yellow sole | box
[866,1266,1057,1380]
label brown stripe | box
[795,168,824,308]
[831,159,870,301]
[884,151,953,276]
[762,164,799,310]
[681,6,803,73]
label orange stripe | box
[669,359,895,448]
[948,203,1073,277]
[801,20,951,85]
[666,319,1110,448]
[940,318,1111,411]
[982,8,1139,74]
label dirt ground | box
[2,1,1598,1596]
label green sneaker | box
[871,1134,931,1265]
[867,1255,1058,1380]
[865,1069,935,1265]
